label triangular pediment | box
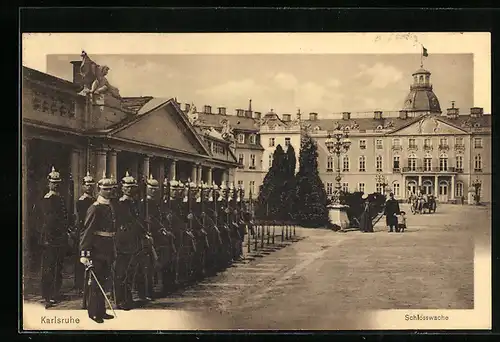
[389,115,468,135]
[111,100,210,156]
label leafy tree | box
[282,145,297,221]
[256,144,286,220]
[294,134,329,227]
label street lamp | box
[325,129,351,231]
[375,173,389,196]
[325,129,351,205]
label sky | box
[46,53,473,118]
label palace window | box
[393,182,400,197]
[393,156,400,170]
[250,154,256,169]
[376,155,383,172]
[376,183,382,194]
[249,181,255,195]
[238,180,244,189]
[474,137,483,148]
[376,139,383,149]
[238,134,245,144]
[342,182,349,193]
[475,154,482,171]
[359,140,366,149]
[238,153,244,167]
[424,153,432,171]
[439,137,449,147]
[326,156,334,172]
[269,153,273,168]
[359,156,366,172]
[343,156,350,172]
[358,183,365,193]
[326,182,333,195]
[285,137,291,146]
[455,137,464,146]
[408,153,417,171]
[439,153,448,171]
[424,138,432,148]
[392,138,401,147]
[409,138,417,148]
[249,134,257,145]
[456,155,463,171]
[269,138,275,147]
[456,182,464,198]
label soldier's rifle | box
[142,179,161,269]
[185,182,197,251]
[224,184,233,257]
[208,187,223,245]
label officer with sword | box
[79,172,119,323]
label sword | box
[82,269,89,309]
[87,265,117,318]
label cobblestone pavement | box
[24,204,489,330]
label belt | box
[94,231,116,237]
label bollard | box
[272,225,275,244]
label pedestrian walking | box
[397,211,407,233]
[384,192,401,233]
[79,172,119,323]
[74,172,96,299]
[40,167,71,308]
[359,194,374,233]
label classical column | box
[434,175,439,197]
[158,159,165,193]
[70,148,82,210]
[95,149,108,180]
[143,156,151,180]
[402,175,407,199]
[170,159,177,180]
[418,175,422,190]
[191,163,197,183]
[197,164,203,184]
[108,149,118,180]
[451,175,455,200]
[207,167,213,185]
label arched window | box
[419,75,424,82]
[359,156,366,172]
[456,155,463,171]
[424,152,432,171]
[408,153,417,171]
[326,156,334,172]
[376,155,383,172]
[475,154,482,171]
[376,125,383,130]
[425,75,430,82]
[342,156,350,172]
[392,181,400,197]
[439,153,448,171]
[456,181,464,198]
[393,155,400,170]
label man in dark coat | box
[74,172,96,298]
[114,171,146,310]
[79,172,118,323]
[384,192,401,233]
[40,167,70,308]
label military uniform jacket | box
[80,196,119,262]
[40,191,69,247]
[76,194,95,234]
[116,195,145,254]
[139,198,169,246]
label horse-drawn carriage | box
[410,195,437,214]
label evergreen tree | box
[282,145,297,221]
[256,144,286,220]
[294,134,329,227]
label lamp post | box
[375,173,389,196]
[324,129,351,231]
[471,177,481,205]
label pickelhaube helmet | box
[98,171,118,189]
[82,171,95,186]
[146,174,159,188]
[220,182,227,190]
[212,181,219,191]
[47,166,62,183]
[121,171,137,187]
[188,178,197,189]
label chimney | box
[185,103,191,112]
[282,114,291,122]
[297,109,301,121]
[309,112,318,121]
[470,107,483,118]
[342,112,351,120]
[446,101,459,118]
[253,111,261,120]
[70,60,83,87]
[218,107,226,115]
[374,111,383,120]
[399,110,408,119]
[236,109,245,117]
[203,105,212,114]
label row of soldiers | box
[39,167,251,323]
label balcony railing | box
[402,166,457,173]
[393,168,401,173]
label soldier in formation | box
[40,167,71,308]
[79,172,118,323]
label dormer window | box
[376,125,383,130]
[474,123,481,128]
[359,140,366,149]
[344,126,350,131]
[314,126,320,131]
[249,134,256,144]
[238,134,245,144]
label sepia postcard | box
[20,32,491,331]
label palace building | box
[182,65,491,205]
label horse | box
[422,196,437,214]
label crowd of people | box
[38,167,250,323]
[358,192,406,233]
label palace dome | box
[402,67,441,114]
